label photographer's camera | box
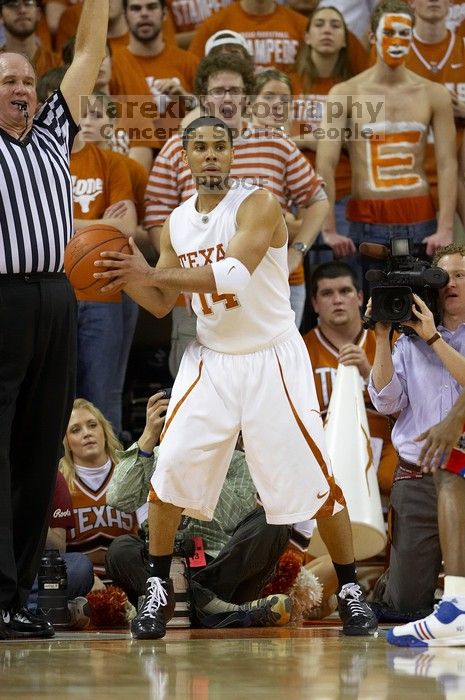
[362,237,449,330]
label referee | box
[0,0,110,639]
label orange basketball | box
[64,224,131,297]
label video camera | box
[361,237,449,332]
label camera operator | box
[368,244,465,645]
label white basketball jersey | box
[169,182,295,353]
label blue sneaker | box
[387,598,465,647]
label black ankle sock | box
[333,561,357,591]
[148,554,172,581]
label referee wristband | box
[138,447,153,458]
[426,332,441,346]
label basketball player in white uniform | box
[94,116,378,640]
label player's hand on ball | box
[93,237,152,292]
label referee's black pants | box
[0,274,77,609]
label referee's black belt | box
[0,272,66,282]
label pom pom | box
[288,567,323,625]
[261,548,325,625]
[262,550,302,596]
[86,585,131,628]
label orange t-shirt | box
[70,144,134,302]
[108,32,130,52]
[166,0,232,34]
[54,4,176,54]
[33,46,63,79]
[405,31,465,208]
[110,152,149,225]
[189,3,307,73]
[37,13,52,51]
[291,75,352,201]
[109,45,199,149]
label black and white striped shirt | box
[0,90,78,274]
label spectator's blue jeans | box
[77,293,138,434]
[28,552,94,608]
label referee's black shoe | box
[6,607,54,638]
[337,583,378,636]
[131,577,175,640]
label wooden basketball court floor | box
[1,624,462,700]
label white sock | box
[444,575,465,601]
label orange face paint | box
[376,13,413,68]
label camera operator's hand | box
[137,392,170,455]
[365,298,392,338]
[402,293,437,340]
[422,230,453,257]
[338,343,371,381]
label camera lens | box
[371,286,412,322]
[391,297,404,314]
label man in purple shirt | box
[368,243,465,647]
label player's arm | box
[95,189,283,294]
[225,189,285,272]
[60,0,109,124]
[425,83,458,255]
[316,85,356,257]
[148,225,162,254]
[97,218,181,317]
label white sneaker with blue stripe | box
[387,598,465,647]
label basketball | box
[64,224,131,297]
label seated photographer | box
[304,261,397,496]
[105,393,320,628]
[368,243,465,626]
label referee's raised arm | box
[60,0,110,125]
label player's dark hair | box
[182,116,233,150]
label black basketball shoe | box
[337,583,378,636]
[131,577,175,640]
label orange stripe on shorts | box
[159,360,204,442]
